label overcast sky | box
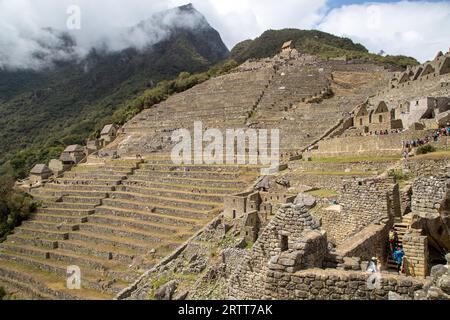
[0,0,449,69]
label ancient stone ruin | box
[1,44,449,300]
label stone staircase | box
[387,213,413,270]
[0,157,260,299]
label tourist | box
[388,228,398,253]
[393,246,405,274]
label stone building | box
[60,145,85,164]
[223,190,295,220]
[390,49,450,89]
[100,124,119,144]
[399,97,450,129]
[354,101,403,132]
[281,40,293,53]
[354,104,371,129]
[29,164,53,184]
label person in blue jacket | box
[393,246,405,274]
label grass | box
[413,149,450,160]
[309,155,401,163]
[306,189,339,198]
[295,170,374,176]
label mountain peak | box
[178,3,195,12]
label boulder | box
[275,177,290,188]
[388,291,409,300]
[430,264,448,279]
[438,275,450,295]
[154,280,178,300]
[294,193,316,209]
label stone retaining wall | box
[264,268,425,300]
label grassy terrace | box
[293,170,375,176]
[308,155,401,163]
[306,189,339,198]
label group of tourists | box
[388,228,405,274]
[369,129,403,136]
[401,123,450,159]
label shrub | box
[0,175,37,242]
[416,145,436,155]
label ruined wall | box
[404,157,449,178]
[315,131,428,157]
[286,173,373,192]
[264,268,425,300]
[403,231,429,278]
[336,223,391,267]
[412,175,449,213]
[316,177,398,245]
[228,204,324,299]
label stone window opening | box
[280,235,289,252]
[232,210,236,219]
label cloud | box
[317,1,450,62]
[1,0,449,69]
[0,0,204,69]
[174,0,327,48]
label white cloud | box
[317,1,450,63]
[0,0,449,69]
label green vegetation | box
[231,29,418,69]
[306,189,339,198]
[110,59,238,127]
[0,287,6,300]
[309,155,401,163]
[393,169,412,182]
[298,170,373,176]
[0,176,37,242]
[416,145,437,155]
[0,26,229,181]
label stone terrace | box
[0,157,260,299]
[252,61,388,152]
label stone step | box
[120,180,241,194]
[44,184,116,192]
[0,253,126,296]
[68,231,154,254]
[41,202,97,210]
[128,175,244,188]
[63,172,128,180]
[86,214,182,236]
[1,244,131,283]
[35,189,108,198]
[39,207,95,216]
[109,191,219,211]
[0,274,54,300]
[57,240,140,264]
[31,214,88,225]
[100,199,210,222]
[56,178,122,186]
[139,163,262,172]
[78,223,175,245]
[6,234,59,250]
[62,196,103,205]
[30,194,60,203]
[22,220,81,232]
[14,227,69,240]
[134,169,240,180]
[118,184,227,203]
